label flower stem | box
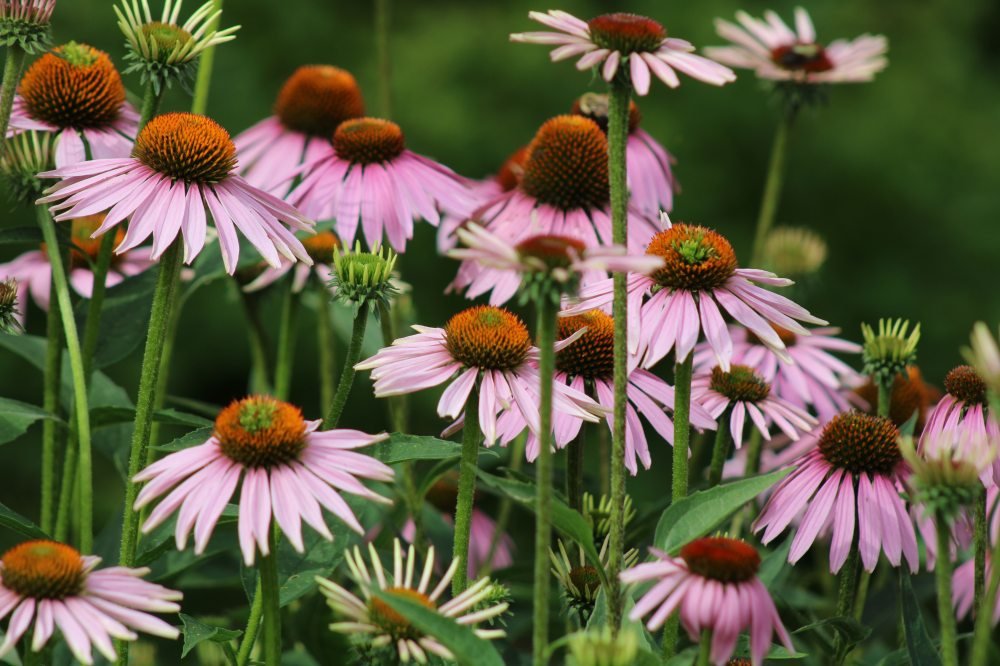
[236,287,272,394]
[707,413,732,487]
[190,0,224,116]
[36,206,92,550]
[0,45,26,157]
[833,543,860,665]
[974,492,987,619]
[566,437,584,512]
[971,535,1000,666]
[533,295,558,666]
[479,432,525,578]
[136,81,163,130]
[607,73,631,633]
[935,513,959,666]
[316,286,335,409]
[273,286,301,401]
[235,580,264,666]
[876,379,892,418]
[322,303,368,429]
[374,0,392,118]
[40,279,63,535]
[672,355,694,502]
[452,390,480,595]
[696,630,712,666]
[80,232,118,377]
[260,530,282,666]
[750,107,794,266]
[53,441,77,542]
[745,428,764,477]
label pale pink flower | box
[133,396,393,566]
[705,8,888,84]
[755,412,918,573]
[0,0,55,24]
[0,540,181,664]
[922,365,1000,480]
[622,537,793,665]
[38,113,314,275]
[511,11,736,94]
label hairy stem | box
[671,355,694,502]
[0,45,26,156]
[707,413,732,488]
[750,108,794,266]
[935,514,959,666]
[877,379,892,419]
[323,303,368,429]
[273,286,301,401]
[190,0,224,116]
[833,544,860,665]
[40,277,63,535]
[235,580,264,666]
[452,391,480,595]
[261,531,282,666]
[974,492,987,620]
[744,428,764,478]
[971,533,1000,666]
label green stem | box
[236,287,272,395]
[273,287,301,401]
[235,580,264,666]
[374,0,392,118]
[877,380,892,419]
[671,356,694,502]
[707,413,732,488]
[40,279,63,535]
[566,437,584,512]
[260,531,282,666]
[452,391,480,595]
[316,287,335,409]
[322,303,368,429]
[745,428,764,477]
[0,45,26,157]
[479,433,525,578]
[53,438,77,542]
[607,74,631,634]
[136,81,163,130]
[190,0,224,116]
[974,492,987,620]
[971,538,1000,666]
[661,614,680,660]
[934,514,959,666]
[36,207,92,551]
[696,630,712,666]
[750,108,794,266]
[853,570,872,622]
[533,296,558,666]
[833,543,860,666]
[80,232,117,379]
[145,285,185,469]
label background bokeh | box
[0,0,997,661]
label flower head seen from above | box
[317,539,508,663]
[133,395,394,565]
[9,42,139,168]
[38,112,315,274]
[288,117,474,252]
[236,65,365,194]
[564,217,826,371]
[115,0,240,93]
[705,8,888,84]
[694,364,816,450]
[694,324,864,424]
[861,318,920,385]
[448,222,663,306]
[0,0,55,53]
[622,537,793,665]
[0,540,182,664]
[570,92,678,217]
[755,411,918,573]
[242,229,341,294]
[511,11,736,94]
[355,305,602,446]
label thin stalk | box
[479,433,525,578]
[190,0,224,116]
[971,536,1000,666]
[671,355,694,502]
[661,615,680,660]
[374,0,392,118]
[260,530,282,666]
[877,380,892,419]
[598,422,610,496]
[707,413,732,487]
[145,285,186,473]
[934,513,959,666]
[0,45,26,156]
[566,437,584,512]
[323,303,368,429]
[853,570,872,622]
[40,278,63,534]
[974,492,987,619]
[696,630,712,666]
[606,74,631,633]
[273,286,301,401]
[452,391,480,595]
[235,580,264,666]
[533,296,558,666]
[53,440,77,542]
[36,207,92,550]
[750,108,794,266]
[316,287,335,409]
[833,544,860,665]
[744,428,764,477]
[236,287,272,395]
[137,81,163,130]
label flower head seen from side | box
[564,217,826,371]
[317,539,508,663]
[693,364,816,450]
[923,365,1000,452]
[287,117,474,252]
[133,396,394,566]
[0,0,55,53]
[755,411,918,573]
[243,229,341,294]
[622,537,793,665]
[566,625,639,666]
[903,429,998,522]
[964,323,1000,398]
[551,537,637,624]
[570,92,678,217]
[0,540,182,664]
[9,42,138,168]
[855,365,938,434]
[236,65,365,194]
[0,130,54,205]
[0,279,21,333]
[355,305,602,446]
[705,8,888,84]
[694,324,864,424]
[448,222,663,306]
[38,112,315,274]
[115,0,239,93]
[328,241,398,314]
[861,318,920,387]
[511,11,735,94]
[759,226,828,282]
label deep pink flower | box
[134,396,393,566]
[622,537,793,665]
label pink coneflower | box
[705,8,888,84]
[695,324,864,423]
[9,42,138,167]
[693,364,816,451]
[133,396,393,566]
[37,112,314,275]
[622,537,793,665]
[564,218,826,371]
[0,0,55,25]
[754,412,918,573]
[0,216,153,324]
[570,92,678,217]
[537,310,716,474]
[242,229,340,293]
[466,116,663,254]
[511,11,736,94]
[287,117,474,252]
[923,365,999,456]
[447,222,663,306]
[0,540,181,664]
[235,65,365,194]
[355,305,603,445]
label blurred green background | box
[0,0,997,660]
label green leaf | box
[135,505,238,567]
[899,569,943,666]
[73,270,157,369]
[899,411,920,438]
[89,406,213,429]
[179,614,242,658]
[154,426,215,452]
[368,589,504,666]
[372,433,498,465]
[758,534,793,587]
[0,226,43,245]
[792,616,871,653]
[653,468,793,554]
[0,502,48,540]
[0,397,55,444]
